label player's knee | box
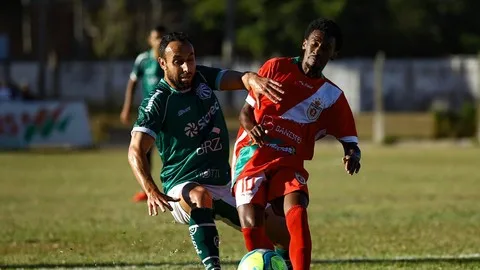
[284,191,309,214]
[238,204,265,228]
[188,185,213,209]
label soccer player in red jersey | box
[231,18,362,270]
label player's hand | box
[247,124,268,147]
[146,189,180,216]
[342,154,361,175]
[245,73,284,109]
[120,110,131,125]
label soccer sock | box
[285,205,312,270]
[241,227,274,251]
[274,246,292,269]
[189,208,221,270]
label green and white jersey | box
[129,49,164,98]
[132,66,231,194]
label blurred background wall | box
[1,0,479,143]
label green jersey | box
[132,66,231,194]
[129,49,164,97]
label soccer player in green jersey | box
[127,32,288,270]
[120,25,167,202]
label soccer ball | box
[237,249,288,270]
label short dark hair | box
[304,18,343,51]
[159,32,192,58]
[152,25,167,34]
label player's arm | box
[120,54,144,125]
[196,65,283,104]
[120,79,138,124]
[324,92,361,175]
[128,96,179,215]
[239,102,267,146]
[128,132,157,197]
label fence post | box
[373,51,385,144]
[477,51,480,143]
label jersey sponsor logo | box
[184,122,199,137]
[261,115,275,131]
[306,98,323,121]
[260,115,302,144]
[196,83,212,100]
[198,169,221,178]
[265,143,296,155]
[295,80,314,89]
[275,125,302,144]
[185,101,220,137]
[178,106,191,116]
[295,172,307,185]
[196,137,223,155]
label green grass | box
[1,144,480,269]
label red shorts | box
[233,167,309,207]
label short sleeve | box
[196,65,227,90]
[129,53,146,81]
[131,90,166,139]
[324,92,358,143]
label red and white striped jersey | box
[231,57,358,182]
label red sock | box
[286,205,312,270]
[241,227,274,251]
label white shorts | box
[166,181,237,225]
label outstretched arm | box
[220,71,283,105]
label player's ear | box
[302,39,307,50]
[158,57,167,70]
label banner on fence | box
[0,101,93,149]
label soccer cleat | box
[132,191,148,202]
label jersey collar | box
[292,56,325,79]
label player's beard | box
[300,54,324,78]
[166,71,191,91]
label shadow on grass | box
[2,255,480,268]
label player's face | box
[148,30,162,50]
[159,41,196,91]
[301,30,337,76]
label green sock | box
[275,246,292,269]
[189,208,221,270]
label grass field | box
[1,144,480,269]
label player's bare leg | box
[179,183,220,270]
[283,191,311,270]
[237,203,274,251]
[265,204,292,269]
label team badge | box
[295,172,307,185]
[196,83,212,100]
[306,98,323,121]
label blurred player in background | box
[127,32,289,270]
[231,18,362,270]
[120,25,167,202]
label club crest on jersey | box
[196,83,212,100]
[306,98,323,121]
[295,172,307,185]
